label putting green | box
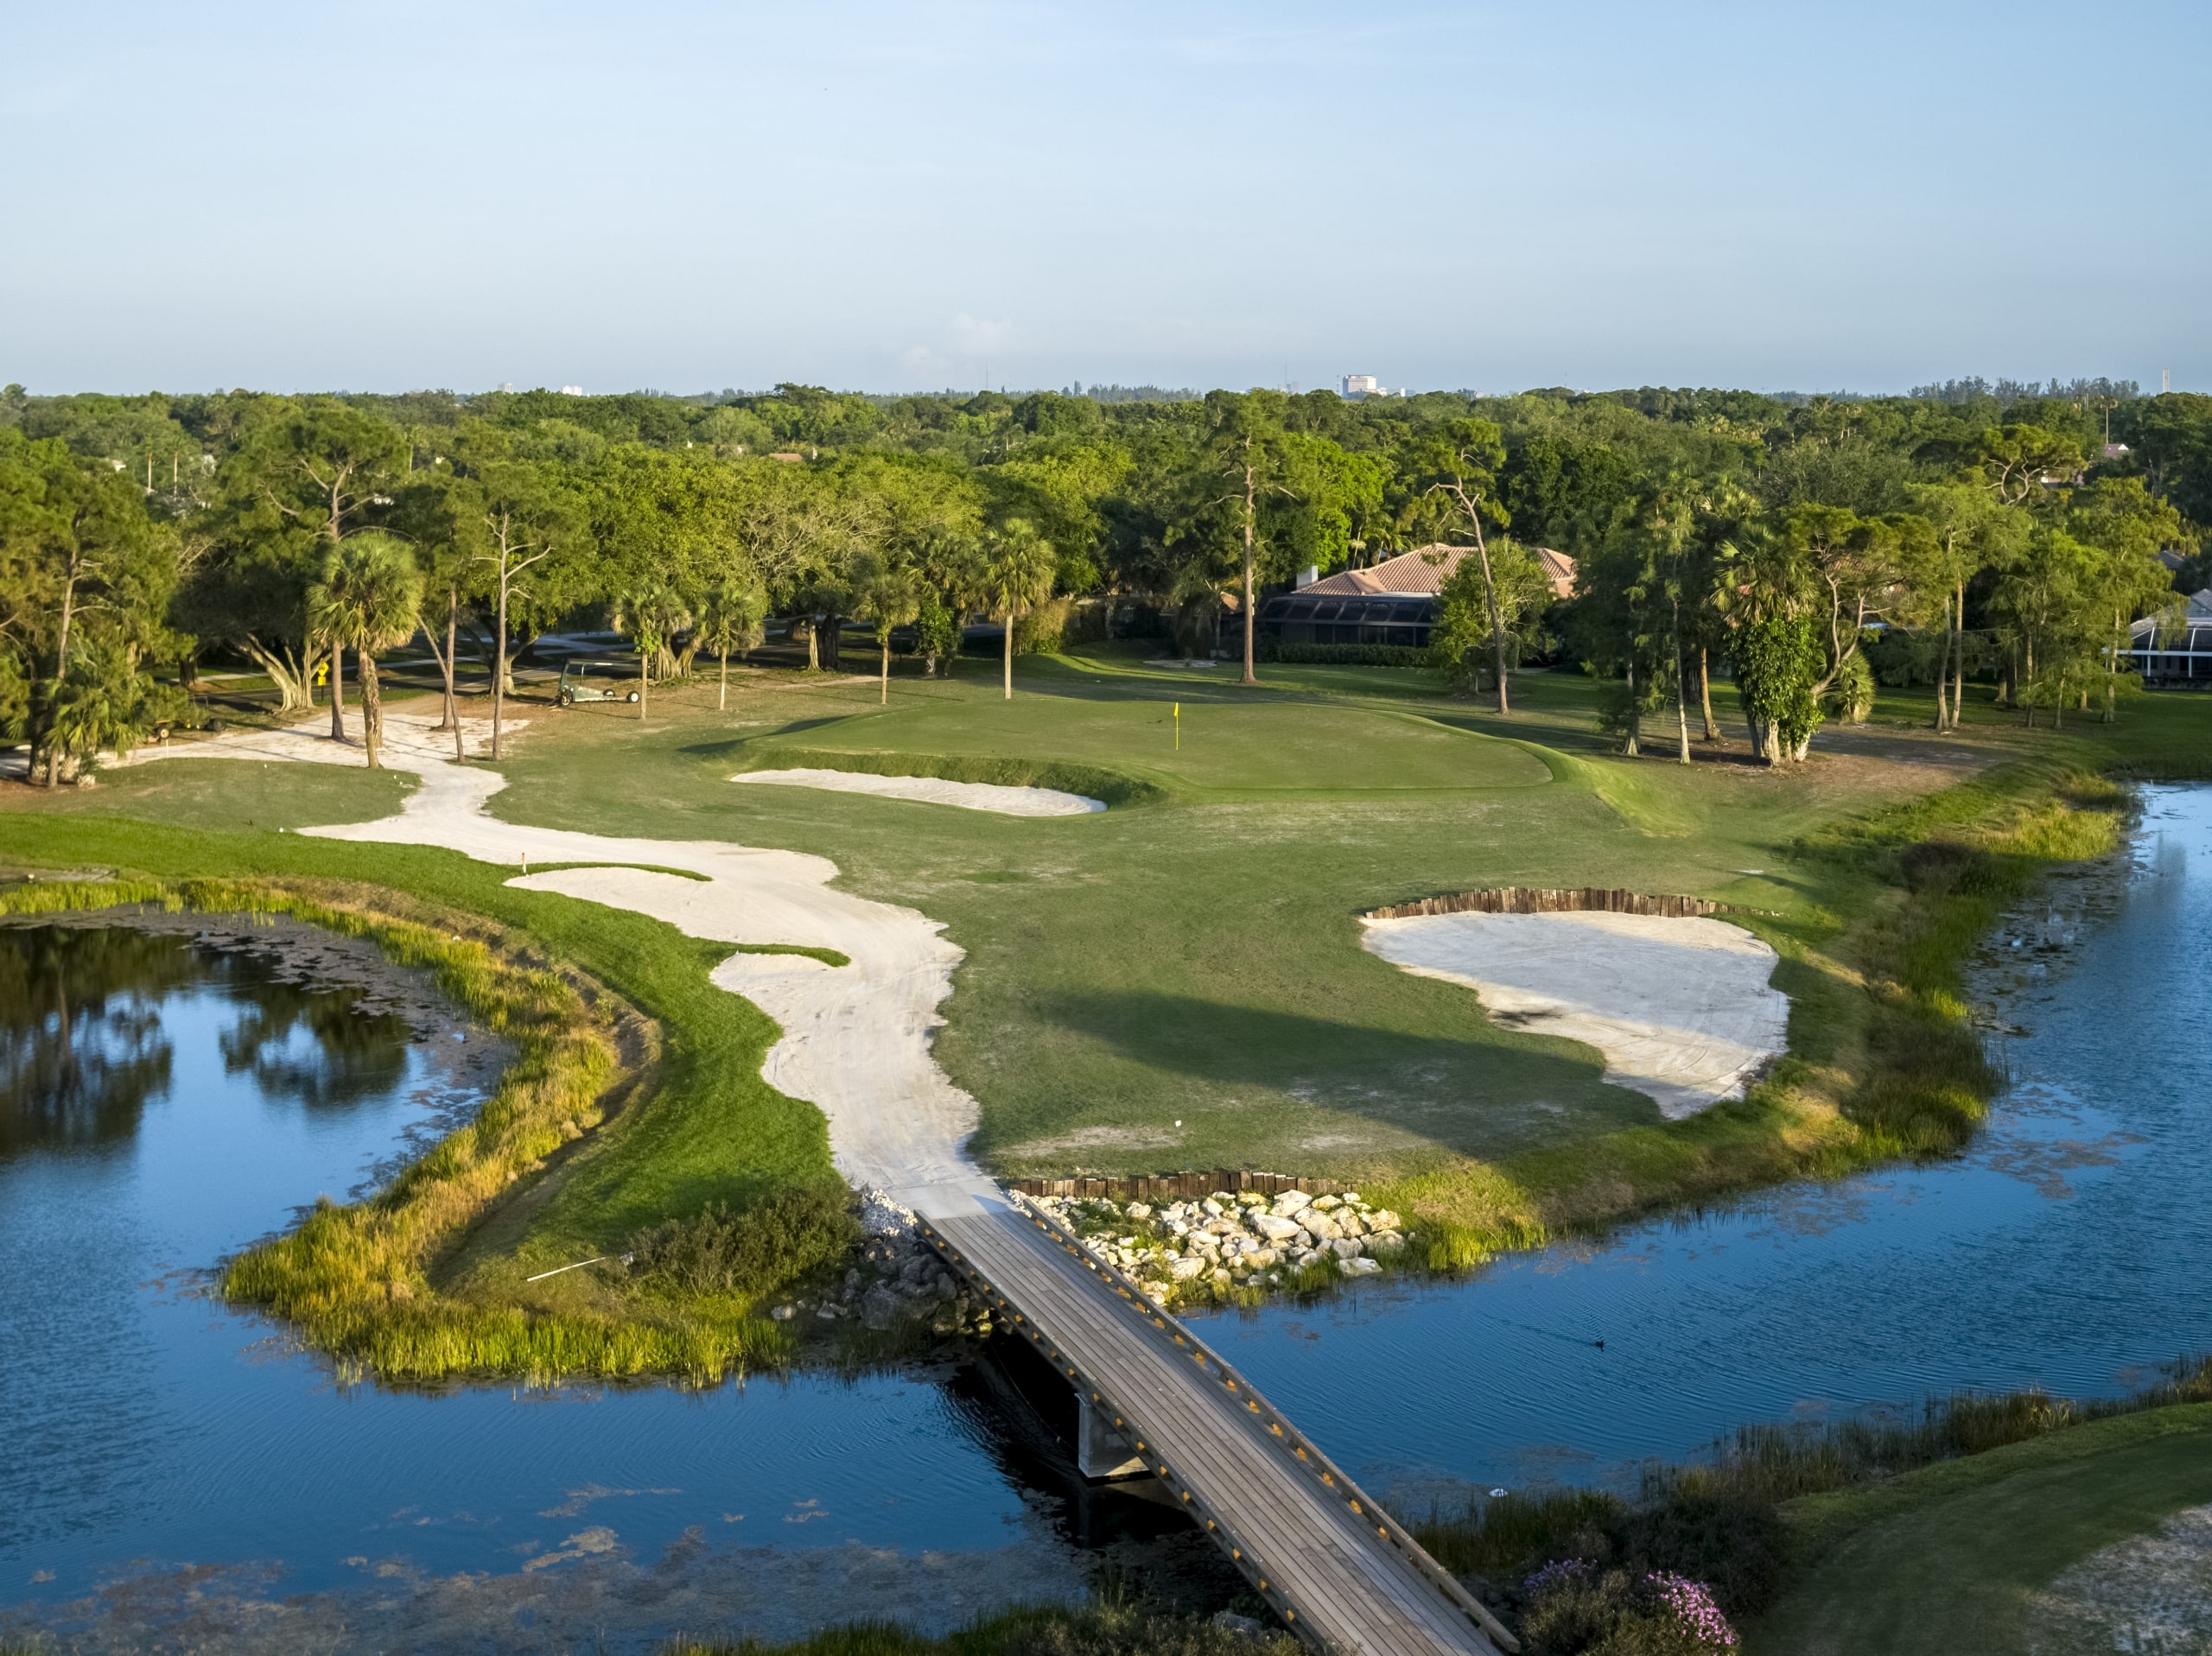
[757,688,1550,793]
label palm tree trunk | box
[329,644,348,742]
[492,572,507,761]
[360,650,383,768]
[1699,647,1718,740]
[639,647,649,720]
[1002,612,1014,700]
[880,639,890,705]
[1622,658,1640,757]
[719,650,729,711]
[1240,460,1259,687]
[1671,606,1691,765]
[1950,581,1966,729]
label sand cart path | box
[122,714,999,1212]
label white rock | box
[1311,1194,1342,1211]
[1127,1202,1153,1220]
[1304,1213,1343,1240]
[1270,1190,1313,1217]
[1367,1230,1407,1255]
[771,1304,797,1321]
[1201,1199,1225,1217]
[1337,1212,1368,1236]
[1341,1192,1363,1205]
[1370,1209,1402,1232]
[1254,1214,1305,1242]
[1338,1256,1381,1277]
[1170,1257,1209,1280]
[1247,1247,1278,1268]
[1330,1236,1364,1260]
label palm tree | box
[48,637,163,778]
[608,582,692,720]
[308,533,422,769]
[849,553,920,706]
[695,580,768,712]
[976,520,1056,701]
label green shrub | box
[630,1183,861,1299]
[1015,597,1075,655]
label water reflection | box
[217,978,410,1110]
[0,925,415,1151]
[0,927,189,1152]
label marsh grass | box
[664,1600,1296,1656]
[0,873,791,1385]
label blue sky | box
[3,2,2203,396]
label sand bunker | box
[733,767,1103,816]
[2029,1502,2212,1652]
[1361,909,1789,1118]
[120,714,1001,1218]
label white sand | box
[1361,909,1789,1119]
[733,767,1103,816]
[118,714,1001,1218]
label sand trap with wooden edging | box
[1360,909,1789,1119]
[732,767,1104,816]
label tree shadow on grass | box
[1007,988,1665,1166]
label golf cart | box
[556,659,641,707]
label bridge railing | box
[920,1196,1519,1655]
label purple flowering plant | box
[1645,1570,1738,1648]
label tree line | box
[3,378,2206,781]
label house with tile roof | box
[1256,544,1576,656]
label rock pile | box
[769,1188,995,1336]
[1026,1186,1407,1307]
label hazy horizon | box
[5,1,2205,398]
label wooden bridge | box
[913,1192,1517,1656]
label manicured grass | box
[1751,1404,2212,1655]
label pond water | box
[5,784,2210,1651]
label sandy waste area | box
[118,714,1001,1218]
[732,766,1104,815]
[1361,909,1790,1118]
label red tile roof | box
[1301,543,1576,600]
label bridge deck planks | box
[933,1205,1504,1656]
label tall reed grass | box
[664,1599,1295,1656]
[2,873,788,1384]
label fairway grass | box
[3,654,2206,1371]
[1752,1405,2212,1654]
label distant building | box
[1256,544,1577,652]
[1340,374,1381,398]
[560,384,585,396]
[2126,589,2212,686]
[1301,543,1576,600]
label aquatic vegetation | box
[663,1598,1298,1656]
